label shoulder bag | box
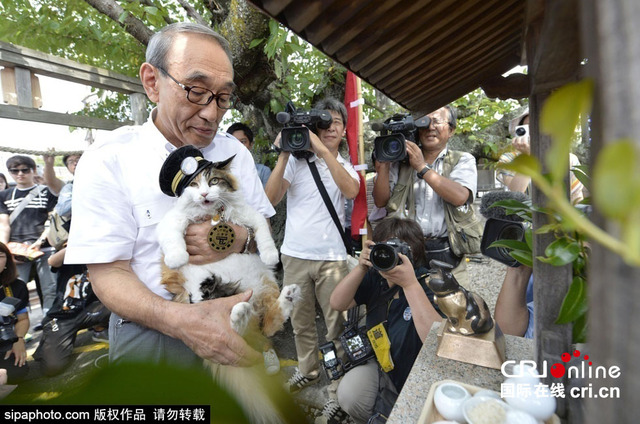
[305,158,358,269]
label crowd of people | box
[0,20,587,424]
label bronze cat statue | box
[427,259,493,335]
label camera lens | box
[515,126,527,137]
[370,244,398,271]
[289,130,306,149]
[382,137,402,157]
[497,223,525,261]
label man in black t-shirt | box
[0,155,58,318]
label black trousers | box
[424,237,462,269]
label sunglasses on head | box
[9,168,32,175]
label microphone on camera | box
[276,111,290,124]
[370,122,384,132]
[479,190,528,222]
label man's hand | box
[185,221,248,265]
[358,240,375,271]
[177,291,261,366]
[309,131,330,158]
[5,339,27,367]
[406,141,427,171]
[43,150,55,168]
[512,135,530,155]
[379,253,419,289]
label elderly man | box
[65,23,274,367]
[373,106,477,284]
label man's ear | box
[140,63,160,103]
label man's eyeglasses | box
[430,119,451,127]
[9,168,32,175]
[157,67,236,109]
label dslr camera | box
[369,238,413,271]
[320,308,375,380]
[276,101,332,152]
[0,296,20,353]
[372,114,431,162]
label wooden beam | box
[481,73,531,100]
[0,41,144,94]
[0,104,133,131]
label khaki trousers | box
[281,254,348,382]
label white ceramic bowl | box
[472,389,502,401]
[433,382,471,422]
[504,384,556,421]
[462,396,511,424]
[505,409,539,424]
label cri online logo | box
[502,350,621,380]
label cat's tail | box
[208,362,286,424]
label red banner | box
[344,71,367,239]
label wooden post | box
[14,67,32,108]
[525,0,582,420]
[130,92,148,125]
[581,1,640,423]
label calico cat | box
[157,151,300,423]
[157,154,299,339]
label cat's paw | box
[259,248,280,267]
[163,251,189,269]
[230,302,253,336]
[278,284,301,319]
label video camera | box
[369,238,413,272]
[276,101,332,152]
[372,114,431,162]
[0,296,20,353]
[320,307,375,380]
[479,191,529,267]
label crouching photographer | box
[0,242,30,384]
[329,218,443,423]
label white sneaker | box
[263,348,280,375]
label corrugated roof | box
[247,0,527,114]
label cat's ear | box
[211,155,235,170]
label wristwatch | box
[417,164,433,179]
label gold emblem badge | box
[207,223,235,251]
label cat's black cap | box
[159,145,213,197]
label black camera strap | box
[305,158,355,256]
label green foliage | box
[494,78,640,342]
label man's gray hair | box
[146,22,233,70]
[314,97,348,126]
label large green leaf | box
[499,154,541,178]
[540,79,593,183]
[510,250,533,267]
[489,239,530,251]
[592,139,640,220]
[556,276,588,324]
[538,238,580,266]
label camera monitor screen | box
[323,350,336,362]
[346,335,364,352]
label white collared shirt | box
[281,153,359,261]
[65,112,275,299]
[389,148,477,238]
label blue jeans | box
[16,247,56,313]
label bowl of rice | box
[462,396,511,424]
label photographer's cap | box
[159,145,212,197]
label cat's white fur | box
[156,164,298,335]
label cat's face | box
[181,164,239,208]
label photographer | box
[497,108,584,204]
[0,242,30,383]
[372,106,477,285]
[265,98,359,417]
[330,218,442,423]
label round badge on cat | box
[208,223,236,251]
